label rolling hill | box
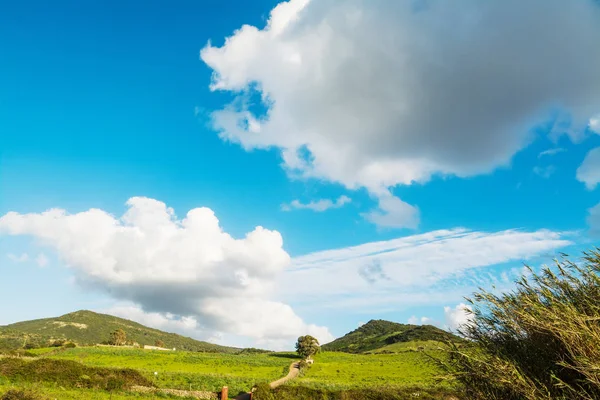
[322,319,462,353]
[0,310,238,353]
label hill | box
[0,310,238,353]
[322,319,462,353]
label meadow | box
[0,345,454,399]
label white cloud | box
[590,116,600,134]
[281,195,351,212]
[7,253,29,263]
[0,197,331,349]
[35,253,48,268]
[444,303,474,333]
[538,148,565,158]
[407,315,439,327]
[588,203,600,237]
[201,0,600,228]
[279,228,572,312]
[577,147,600,190]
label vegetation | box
[154,340,164,348]
[295,335,320,359]
[0,310,237,353]
[253,384,460,400]
[322,320,461,354]
[446,249,600,400]
[0,358,152,390]
[1,389,47,400]
[293,351,450,391]
[108,329,127,346]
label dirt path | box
[269,361,300,389]
[234,361,301,399]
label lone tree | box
[295,335,320,359]
[109,329,127,346]
[155,340,165,348]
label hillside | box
[322,319,462,353]
[0,310,238,353]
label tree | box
[109,329,127,346]
[155,340,165,348]
[295,335,320,359]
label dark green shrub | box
[446,249,600,400]
[63,342,76,348]
[1,389,46,400]
[0,358,152,390]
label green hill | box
[0,310,238,353]
[322,319,462,353]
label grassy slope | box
[0,310,236,353]
[322,319,461,354]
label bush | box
[446,249,600,400]
[49,339,66,347]
[1,390,46,400]
[0,358,152,390]
[63,342,76,348]
[252,385,459,400]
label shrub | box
[0,358,152,390]
[446,249,600,400]
[49,339,66,347]
[1,390,47,400]
[63,342,76,348]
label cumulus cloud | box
[577,147,600,190]
[7,253,29,263]
[444,303,474,333]
[278,228,572,312]
[201,0,600,228]
[281,195,351,212]
[0,197,332,348]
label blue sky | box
[1,0,600,349]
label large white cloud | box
[201,0,600,227]
[0,197,332,347]
[577,147,600,190]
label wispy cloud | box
[538,148,565,158]
[280,228,573,313]
[533,165,557,179]
[7,253,29,263]
[281,195,351,212]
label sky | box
[1,0,600,350]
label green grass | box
[1,345,458,399]
[38,347,298,395]
[0,381,159,399]
[293,351,450,391]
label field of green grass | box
[32,347,298,396]
[1,346,456,399]
[293,350,446,391]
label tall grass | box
[446,249,600,400]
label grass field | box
[293,350,446,391]
[1,346,455,399]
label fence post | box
[220,386,228,400]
